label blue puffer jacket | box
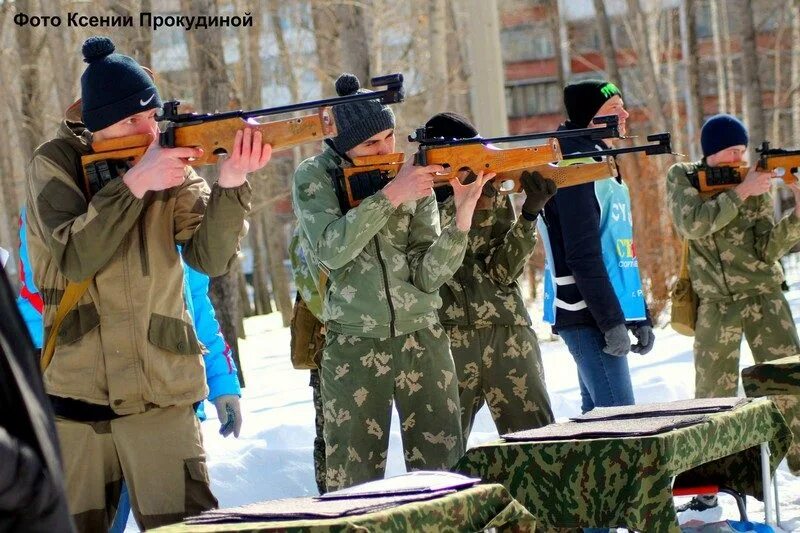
[16,207,240,418]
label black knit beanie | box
[563,79,621,128]
[80,36,162,132]
[424,112,478,140]
[700,114,749,157]
[331,73,396,153]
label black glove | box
[521,171,557,218]
[630,325,655,355]
[602,324,631,357]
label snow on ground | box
[134,284,800,531]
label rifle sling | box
[40,279,91,373]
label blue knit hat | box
[700,114,749,157]
[331,73,396,154]
[80,36,162,132]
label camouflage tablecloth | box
[742,355,800,397]
[454,398,790,532]
[150,483,535,532]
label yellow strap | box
[40,279,91,373]
[679,239,690,279]
[316,270,329,303]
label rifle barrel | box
[162,74,404,124]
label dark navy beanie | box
[331,73,396,153]
[563,79,622,128]
[424,112,478,140]
[700,114,749,157]
[80,36,162,132]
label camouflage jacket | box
[667,161,800,300]
[438,195,535,328]
[292,146,468,338]
[289,225,323,320]
[25,119,250,415]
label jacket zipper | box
[138,216,149,277]
[373,236,397,337]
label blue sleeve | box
[554,183,625,332]
[16,208,44,349]
[183,263,241,401]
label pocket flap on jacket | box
[148,314,201,355]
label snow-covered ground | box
[141,283,800,531]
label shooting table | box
[741,354,800,528]
[150,482,534,532]
[454,398,790,532]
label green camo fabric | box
[149,483,535,532]
[742,355,800,397]
[454,398,790,532]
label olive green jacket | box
[667,161,800,300]
[292,146,468,338]
[25,119,250,415]
[438,194,536,328]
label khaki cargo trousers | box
[56,404,217,531]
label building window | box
[506,81,561,118]
[501,25,554,62]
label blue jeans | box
[109,481,130,533]
[558,325,635,414]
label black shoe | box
[676,494,719,513]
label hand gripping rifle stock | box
[337,116,621,208]
[81,73,405,198]
[692,141,800,194]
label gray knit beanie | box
[331,73,396,153]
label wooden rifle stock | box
[168,107,335,165]
[695,161,798,194]
[490,158,618,194]
[80,72,405,198]
[415,138,563,180]
[339,150,617,208]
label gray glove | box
[630,325,655,355]
[602,324,631,357]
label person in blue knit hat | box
[666,113,800,511]
[23,36,272,531]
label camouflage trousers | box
[321,323,464,491]
[695,290,800,473]
[446,324,554,440]
[309,369,327,494]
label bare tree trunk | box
[335,1,371,83]
[464,0,507,136]
[15,0,46,157]
[710,0,727,113]
[627,0,666,131]
[251,214,273,315]
[264,177,293,327]
[311,0,343,88]
[41,0,80,112]
[425,0,448,115]
[771,10,788,142]
[665,8,685,155]
[720,0,737,115]
[592,0,623,90]
[546,0,566,94]
[446,0,472,117]
[793,3,800,141]
[679,0,702,157]
[737,0,766,155]
[181,0,245,386]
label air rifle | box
[81,73,405,197]
[337,116,620,208]
[692,141,800,194]
[338,119,674,208]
